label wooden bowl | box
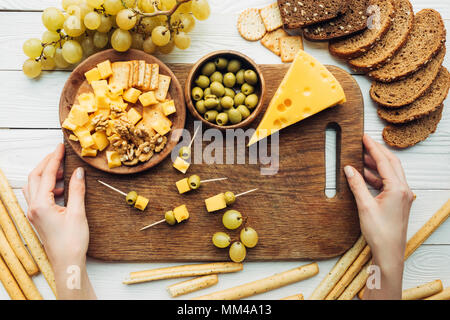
[59,49,186,175]
[185,50,265,130]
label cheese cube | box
[143,109,172,136]
[91,80,108,98]
[205,193,227,212]
[123,87,142,103]
[127,108,142,125]
[78,92,97,113]
[69,134,79,141]
[161,100,176,116]
[173,205,189,223]
[77,133,95,149]
[139,91,158,107]
[134,195,149,211]
[106,151,122,168]
[92,130,109,151]
[84,67,101,84]
[69,105,90,127]
[84,120,95,133]
[97,60,113,79]
[62,118,77,131]
[176,178,191,194]
[173,156,190,174]
[107,84,124,99]
[81,147,98,157]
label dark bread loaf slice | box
[378,67,449,123]
[370,46,445,108]
[303,0,370,41]
[369,9,446,83]
[277,0,347,29]
[349,0,413,72]
[329,0,395,59]
[382,104,444,148]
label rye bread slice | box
[382,104,444,148]
[277,0,347,29]
[349,0,413,72]
[369,9,446,83]
[329,0,395,59]
[378,67,450,124]
[303,0,370,41]
[370,46,446,108]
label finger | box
[373,139,407,183]
[22,185,30,205]
[56,168,64,181]
[344,165,375,211]
[38,144,65,198]
[363,168,383,190]
[28,153,53,199]
[66,167,86,216]
[363,153,377,171]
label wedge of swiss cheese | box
[248,50,346,146]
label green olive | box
[228,108,242,124]
[224,88,235,98]
[191,86,203,101]
[210,81,225,97]
[244,69,258,85]
[204,87,212,96]
[126,191,138,205]
[179,146,191,160]
[204,95,219,109]
[227,59,241,73]
[165,210,176,225]
[195,75,210,89]
[234,92,246,106]
[195,100,206,114]
[245,94,259,109]
[201,62,216,76]
[215,102,223,112]
[214,57,228,70]
[223,72,236,88]
[188,174,201,190]
[216,112,229,126]
[220,96,234,109]
[237,105,251,119]
[204,110,218,122]
[224,191,236,205]
[241,83,254,95]
[236,69,245,85]
[210,71,223,83]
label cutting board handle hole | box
[325,123,342,199]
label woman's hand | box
[344,134,414,300]
[22,143,96,299]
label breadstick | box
[402,280,443,300]
[0,227,42,300]
[0,256,25,300]
[325,244,371,300]
[310,235,366,300]
[193,263,319,300]
[338,260,371,300]
[167,275,218,297]
[124,262,243,285]
[0,200,38,276]
[424,287,450,300]
[0,169,56,296]
[281,293,304,300]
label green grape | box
[22,59,42,79]
[93,31,109,48]
[191,0,210,21]
[179,13,195,32]
[62,0,81,11]
[212,232,231,249]
[66,5,81,17]
[240,227,258,248]
[158,35,175,54]
[42,30,60,43]
[161,0,176,10]
[142,36,156,53]
[86,0,105,9]
[62,40,83,64]
[229,241,246,263]
[122,0,137,8]
[116,9,137,30]
[23,38,43,59]
[151,26,170,46]
[104,0,124,15]
[63,15,86,37]
[222,210,243,230]
[131,32,144,49]
[174,32,190,50]
[81,35,95,56]
[140,17,160,34]
[84,11,101,30]
[138,0,155,13]
[177,1,192,13]
[78,1,94,18]
[42,7,65,32]
[111,28,132,52]
[97,15,113,33]
[43,45,56,58]
[41,57,56,70]
[54,47,71,68]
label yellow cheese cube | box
[78,92,97,113]
[69,105,90,127]
[173,156,190,174]
[143,109,172,136]
[84,67,101,84]
[77,133,95,149]
[123,87,142,104]
[134,195,149,211]
[91,80,109,98]
[84,121,95,133]
[173,204,189,223]
[93,107,110,118]
[139,91,158,107]
[97,60,113,79]
[62,118,77,131]
[175,178,191,194]
[69,134,79,141]
[127,108,142,125]
[106,151,122,168]
[161,100,176,116]
[107,84,124,99]
[92,130,109,151]
[205,193,227,212]
[109,96,127,111]
[81,147,97,157]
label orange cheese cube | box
[97,60,113,79]
[107,84,124,99]
[106,151,122,168]
[81,147,98,157]
[173,205,189,223]
[161,100,176,116]
[74,127,95,149]
[92,131,109,151]
[176,178,191,194]
[62,118,77,131]
[78,92,97,113]
[134,195,149,211]
[84,67,101,84]
[69,105,90,127]
[143,109,172,136]
[205,193,227,212]
[91,80,109,98]
[69,134,79,141]
[123,87,142,103]
[173,156,190,174]
[139,91,158,107]
[127,108,142,125]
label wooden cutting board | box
[64,63,364,262]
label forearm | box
[53,258,97,300]
[363,255,404,300]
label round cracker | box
[238,8,267,41]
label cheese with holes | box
[248,50,346,146]
[173,205,189,223]
[106,151,122,168]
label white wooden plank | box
[0,0,60,11]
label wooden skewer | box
[188,126,200,149]
[235,188,258,198]
[140,219,165,231]
[200,177,228,184]
[98,180,127,197]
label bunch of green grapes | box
[22,0,211,78]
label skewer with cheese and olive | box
[173,126,200,174]
[97,180,149,211]
[204,188,258,212]
[140,205,190,231]
[176,175,228,194]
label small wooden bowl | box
[59,49,186,175]
[185,50,265,130]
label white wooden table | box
[0,0,449,300]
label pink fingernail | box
[344,166,354,178]
[76,167,84,180]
